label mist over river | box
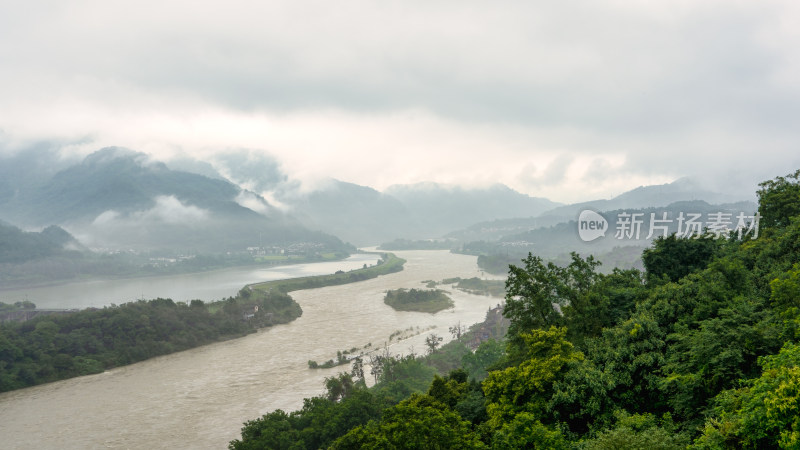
[0,250,504,449]
[0,254,382,309]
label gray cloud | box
[0,1,798,202]
[211,149,288,192]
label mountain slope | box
[285,181,562,246]
[384,182,561,238]
[285,179,418,246]
[0,223,83,264]
[457,200,758,264]
[0,148,348,253]
[5,147,263,226]
[538,177,750,222]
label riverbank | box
[0,253,383,309]
[0,253,406,393]
[0,251,352,292]
[0,250,496,450]
[247,252,406,294]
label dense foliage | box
[384,288,454,313]
[0,254,407,393]
[232,170,800,449]
[230,339,504,450]
[0,289,301,392]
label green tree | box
[462,339,504,381]
[503,254,564,342]
[504,252,606,349]
[581,411,689,450]
[427,370,469,409]
[331,394,486,449]
[694,343,800,449]
[642,234,720,284]
[562,268,646,345]
[660,297,778,424]
[482,327,583,429]
[490,412,568,449]
[588,312,667,414]
[757,169,800,229]
[230,410,300,450]
[324,372,357,402]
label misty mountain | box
[446,178,754,242]
[383,182,561,238]
[0,148,348,253]
[1,147,755,253]
[0,144,81,208]
[458,200,759,265]
[284,181,561,246]
[0,223,84,264]
[2,147,266,225]
[284,179,419,246]
[445,216,558,243]
[537,177,751,222]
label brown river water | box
[0,250,503,449]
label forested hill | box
[0,223,83,264]
[230,169,800,449]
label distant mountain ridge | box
[385,182,560,237]
[453,199,759,273]
[0,147,756,250]
[446,178,754,242]
[0,148,347,253]
[4,147,263,226]
[281,179,419,246]
[280,181,562,245]
[537,177,752,222]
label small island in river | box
[383,288,454,313]
[0,253,406,393]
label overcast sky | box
[1,0,799,203]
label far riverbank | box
[0,253,383,309]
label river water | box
[0,250,503,449]
[0,254,382,309]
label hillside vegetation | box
[0,253,407,392]
[0,290,300,392]
[231,170,800,449]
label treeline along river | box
[0,254,382,309]
[0,250,502,449]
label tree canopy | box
[230,170,800,449]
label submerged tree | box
[425,333,444,355]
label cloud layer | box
[1,0,799,202]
